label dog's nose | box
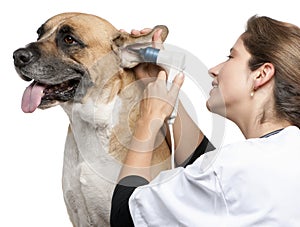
[13,48,36,67]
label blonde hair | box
[242,15,300,128]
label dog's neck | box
[61,68,142,161]
[62,50,132,126]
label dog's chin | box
[21,78,81,113]
[39,100,61,110]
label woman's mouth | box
[209,82,218,95]
[212,81,218,88]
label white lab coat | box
[129,126,300,227]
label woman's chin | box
[206,99,227,117]
[206,100,212,112]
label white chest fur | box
[61,96,124,226]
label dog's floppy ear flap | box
[112,25,168,68]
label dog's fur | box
[13,12,171,226]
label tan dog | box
[13,12,171,226]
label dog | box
[13,12,171,226]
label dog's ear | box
[112,25,168,68]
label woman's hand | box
[138,71,184,134]
[118,70,184,181]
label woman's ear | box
[253,63,275,91]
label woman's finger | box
[169,73,185,100]
[157,70,167,81]
[140,28,152,34]
[119,29,127,33]
[130,29,141,35]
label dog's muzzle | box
[13,47,86,113]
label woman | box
[111,15,300,226]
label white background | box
[1,0,300,226]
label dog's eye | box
[64,35,77,45]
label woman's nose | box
[208,63,221,78]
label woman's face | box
[206,36,253,119]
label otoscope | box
[120,43,186,168]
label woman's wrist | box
[135,116,164,139]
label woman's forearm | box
[118,117,162,182]
[165,101,204,165]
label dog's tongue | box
[21,82,45,113]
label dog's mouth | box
[21,78,81,113]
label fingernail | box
[177,72,184,79]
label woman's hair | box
[242,15,300,128]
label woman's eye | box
[64,35,76,45]
[227,55,233,59]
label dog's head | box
[13,12,168,113]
